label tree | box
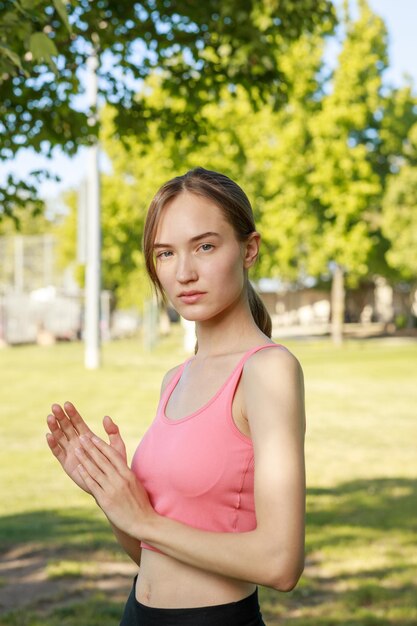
[53,101,179,309]
[0,0,336,219]
[307,0,389,344]
[52,0,417,329]
[53,179,151,310]
[54,27,329,308]
[381,124,417,326]
[250,32,327,283]
[382,165,417,281]
[0,201,52,235]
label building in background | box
[1,233,414,346]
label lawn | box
[0,330,416,625]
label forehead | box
[155,191,233,240]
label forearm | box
[72,414,304,589]
[140,515,302,591]
[110,523,142,566]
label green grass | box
[0,331,416,625]
[0,597,124,626]
[46,559,97,580]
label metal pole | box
[84,45,101,369]
[43,234,54,287]
[331,262,345,346]
[14,235,24,292]
[77,178,88,265]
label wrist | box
[139,510,162,546]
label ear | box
[243,232,261,269]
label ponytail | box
[247,281,272,338]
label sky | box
[1,0,417,203]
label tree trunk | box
[331,264,345,345]
[407,282,417,329]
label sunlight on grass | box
[0,331,416,624]
[0,596,124,626]
[46,560,96,580]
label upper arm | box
[242,348,306,583]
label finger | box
[51,403,78,441]
[47,413,64,437]
[46,432,66,464]
[103,415,120,437]
[64,401,93,437]
[47,413,82,459]
[75,445,107,487]
[103,416,127,457]
[79,435,116,477]
[88,434,128,475]
[77,463,101,496]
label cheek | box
[210,252,245,289]
[155,261,172,285]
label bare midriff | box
[136,549,256,608]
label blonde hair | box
[143,167,272,338]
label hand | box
[75,434,155,537]
[46,401,127,494]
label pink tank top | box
[131,343,286,551]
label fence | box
[0,291,82,345]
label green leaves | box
[3,0,416,327]
[1,0,336,218]
[29,32,58,66]
[306,0,388,282]
[52,0,72,35]
[0,0,65,76]
[381,165,417,281]
[0,43,26,74]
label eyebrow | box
[153,231,221,249]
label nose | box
[176,254,198,284]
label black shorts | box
[119,576,266,626]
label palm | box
[46,402,127,494]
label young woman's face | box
[153,191,254,322]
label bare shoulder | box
[243,344,304,383]
[160,364,183,396]
[242,345,306,432]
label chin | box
[174,305,212,323]
[188,305,239,324]
[179,311,210,322]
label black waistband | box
[136,588,259,614]
[120,576,265,626]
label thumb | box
[103,415,127,461]
[103,414,120,437]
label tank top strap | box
[222,343,287,398]
[159,358,193,405]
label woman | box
[46,167,306,626]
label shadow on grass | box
[0,596,126,626]
[307,476,417,549]
[260,477,417,625]
[1,478,416,624]
[0,509,135,622]
[0,507,114,553]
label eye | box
[156,250,173,259]
[199,243,214,252]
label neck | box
[194,293,268,358]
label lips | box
[178,291,206,304]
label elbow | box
[274,571,303,592]
[266,557,305,592]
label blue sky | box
[368,0,417,86]
[1,0,417,202]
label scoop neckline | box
[161,342,279,424]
